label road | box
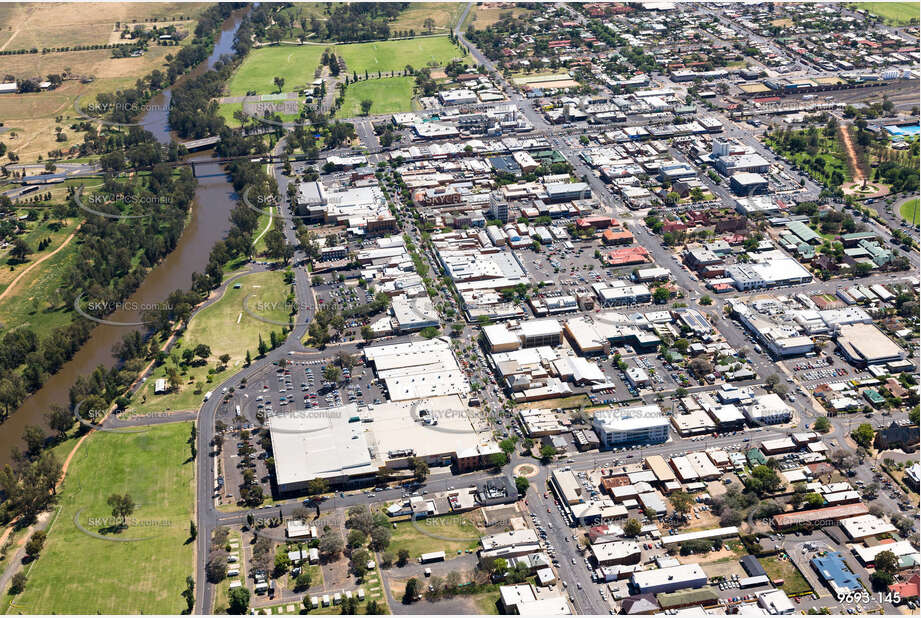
[194,136,321,614]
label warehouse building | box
[631,563,707,594]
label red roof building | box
[577,216,617,229]
[602,229,634,245]
[772,503,869,529]
[890,573,920,601]
[604,246,651,267]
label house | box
[154,378,168,394]
[889,573,920,604]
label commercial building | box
[772,503,869,529]
[520,319,563,347]
[757,589,795,615]
[590,541,643,566]
[852,540,919,566]
[810,552,862,596]
[268,404,379,492]
[391,294,439,333]
[745,393,793,426]
[631,563,707,594]
[835,323,905,367]
[592,405,669,449]
[364,338,468,401]
[725,256,812,291]
[729,172,769,195]
[839,515,896,541]
[660,527,739,547]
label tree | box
[790,483,808,510]
[369,525,391,551]
[765,374,782,392]
[294,569,312,591]
[9,571,26,595]
[624,518,641,537]
[699,295,712,306]
[9,238,30,262]
[319,530,344,558]
[669,491,694,518]
[228,586,250,614]
[499,438,516,456]
[851,423,875,449]
[307,477,329,495]
[182,575,195,614]
[22,425,45,457]
[274,76,285,93]
[804,492,825,508]
[653,287,670,303]
[423,17,435,33]
[24,531,45,560]
[397,548,410,566]
[403,577,419,603]
[365,599,385,614]
[360,99,373,116]
[206,552,228,582]
[413,458,429,482]
[323,364,342,383]
[347,529,367,548]
[540,444,557,463]
[107,493,135,528]
[875,549,898,575]
[813,417,830,433]
[45,405,73,439]
[487,452,508,469]
[515,476,530,496]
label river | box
[2,13,245,464]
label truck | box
[204,391,213,402]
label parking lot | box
[779,353,871,389]
[214,356,390,503]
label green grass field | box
[0,216,81,341]
[338,37,466,75]
[129,269,289,414]
[226,45,325,96]
[228,37,467,96]
[182,269,290,363]
[899,198,920,226]
[853,2,919,24]
[336,77,414,117]
[387,512,483,560]
[10,422,195,614]
[758,554,813,597]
